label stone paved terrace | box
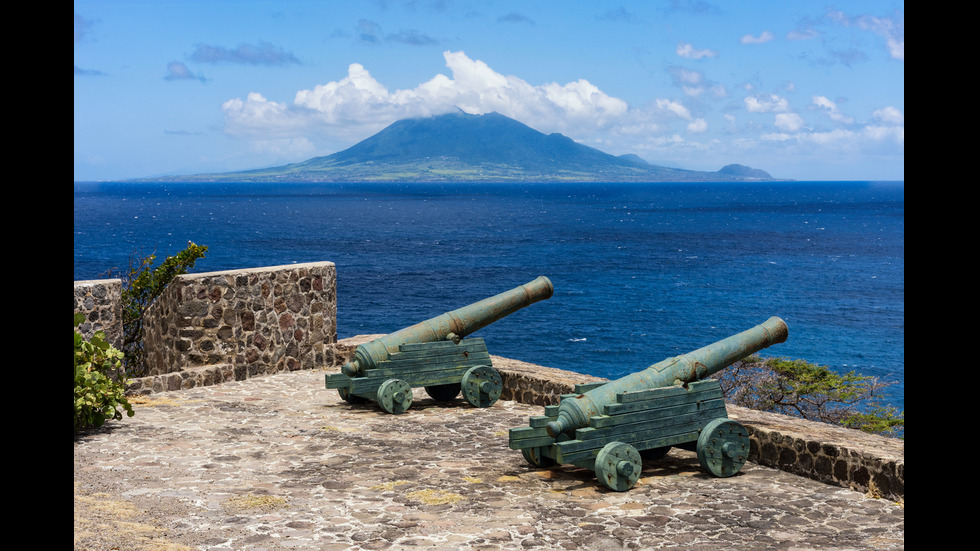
[74,345,905,550]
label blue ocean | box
[73,181,904,413]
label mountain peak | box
[310,110,627,173]
[157,112,780,183]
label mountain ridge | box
[150,111,780,183]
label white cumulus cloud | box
[655,99,692,120]
[676,42,718,59]
[830,11,905,61]
[741,31,774,44]
[872,106,904,125]
[222,92,305,135]
[775,113,804,132]
[669,67,714,98]
[223,50,636,145]
[744,94,790,113]
[811,95,854,124]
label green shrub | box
[119,242,208,376]
[74,313,134,432]
[718,356,904,438]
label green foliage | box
[718,356,904,438]
[119,241,208,376]
[74,313,134,432]
[839,404,906,436]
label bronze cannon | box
[509,316,788,491]
[326,276,554,414]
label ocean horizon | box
[74,180,904,415]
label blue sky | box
[74,1,904,182]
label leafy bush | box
[74,313,134,432]
[717,356,904,438]
[119,242,208,376]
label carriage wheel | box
[594,441,641,492]
[337,387,369,404]
[521,446,556,468]
[696,418,750,477]
[461,365,502,408]
[377,379,413,414]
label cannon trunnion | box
[508,317,788,491]
[326,277,553,414]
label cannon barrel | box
[546,316,788,438]
[341,276,554,377]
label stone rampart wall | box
[74,262,338,393]
[139,262,337,384]
[74,279,123,347]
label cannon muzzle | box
[341,276,554,377]
[546,316,788,438]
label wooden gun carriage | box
[508,317,788,491]
[326,276,554,414]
